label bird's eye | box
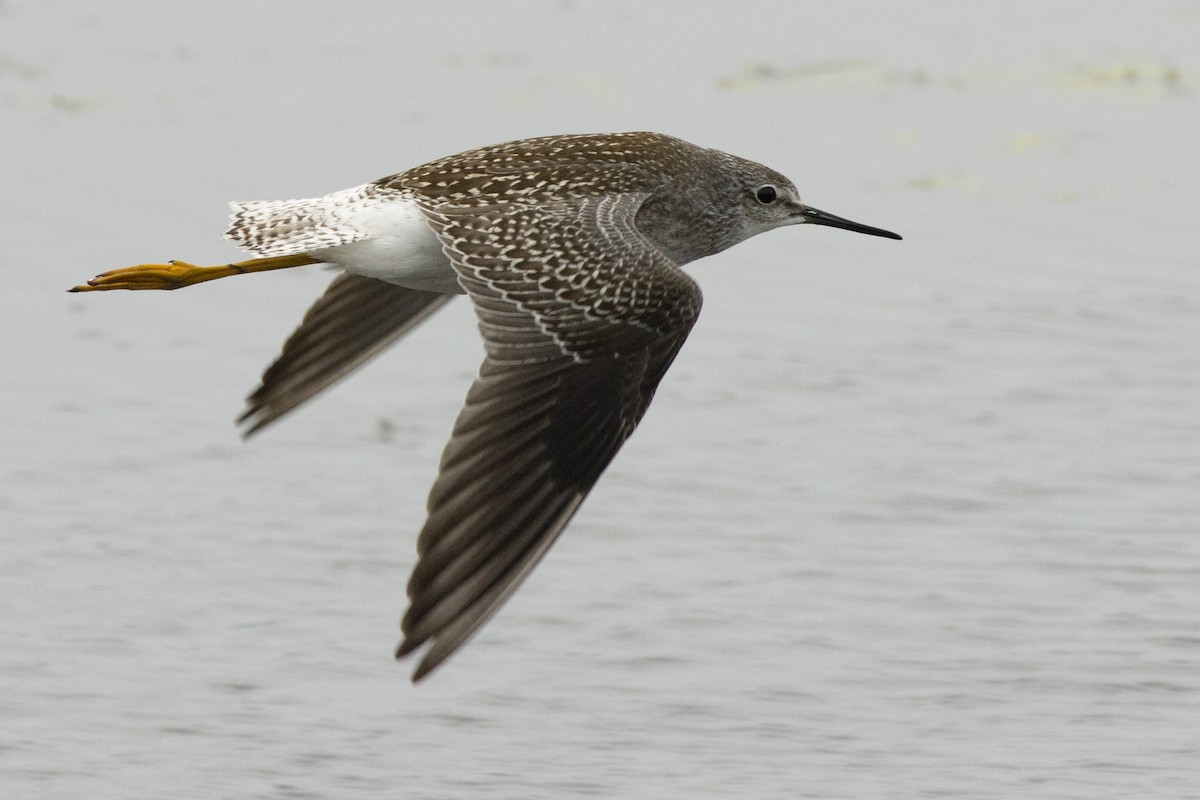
[754,185,779,205]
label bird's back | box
[381,131,706,207]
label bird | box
[70,132,901,681]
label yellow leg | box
[68,254,320,292]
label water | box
[3,2,1198,797]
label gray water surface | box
[3,2,1199,798]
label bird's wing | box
[239,273,453,436]
[397,194,703,681]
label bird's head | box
[730,160,902,244]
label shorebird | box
[71,132,901,681]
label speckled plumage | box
[139,132,900,681]
[227,187,384,256]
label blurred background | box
[3,2,1198,797]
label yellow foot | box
[70,261,232,291]
[68,254,319,292]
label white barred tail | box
[224,184,385,257]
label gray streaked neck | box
[635,154,742,266]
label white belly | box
[310,198,462,294]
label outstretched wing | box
[240,273,453,436]
[397,194,702,681]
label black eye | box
[754,185,778,205]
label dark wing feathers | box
[239,273,453,436]
[397,194,701,680]
[233,195,698,682]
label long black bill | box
[800,206,902,240]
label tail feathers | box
[224,189,371,257]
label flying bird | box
[71,132,900,681]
